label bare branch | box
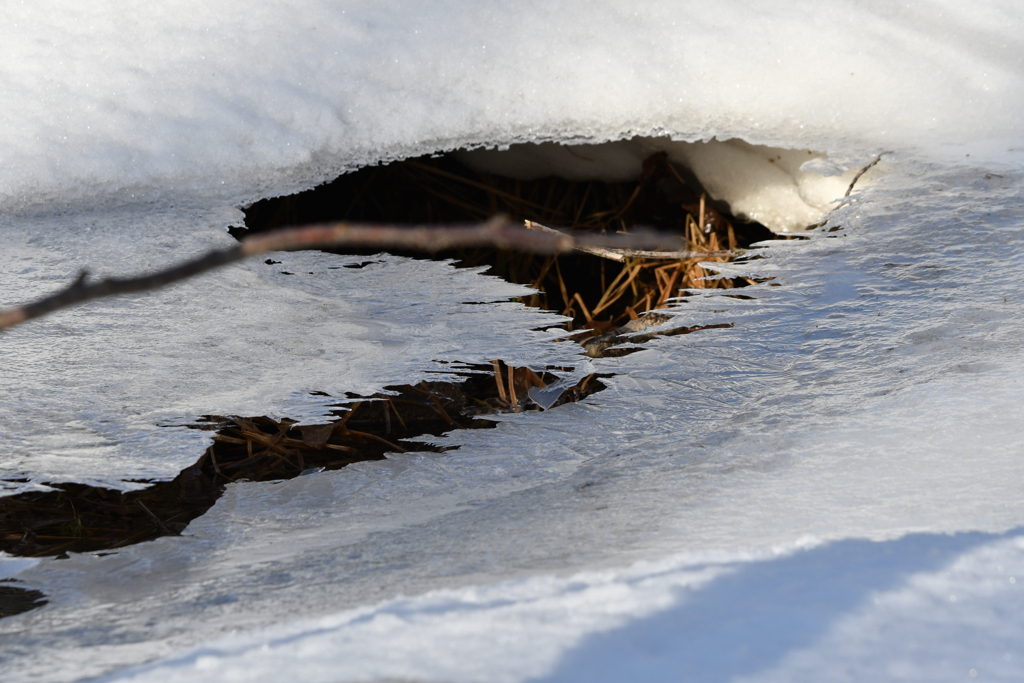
[845,152,890,197]
[524,220,743,262]
[0,247,243,331]
[0,216,712,332]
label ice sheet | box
[5,160,1024,682]
[0,209,581,493]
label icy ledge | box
[459,137,876,233]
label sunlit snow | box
[2,1,1024,682]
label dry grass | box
[242,150,777,336]
[0,365,602,559]
[1,148,781,565]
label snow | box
[2,1,1022,214]
[84,533,1024,683]
[2,1,1024,682]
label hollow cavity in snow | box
[458,137,872,233]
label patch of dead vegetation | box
[239,150,781,337]
[0,364,603,559]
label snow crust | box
[2,1,1023,214]
[3,1,1024,681]
[90,533,1024,683]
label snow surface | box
[2,0,1022,214]
[2,1,1024,681]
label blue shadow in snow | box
[534,528,1019,682]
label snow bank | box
[96,532,1024,683]
[2,1,1022,214]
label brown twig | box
[414,382,455,426]
[0,216,708,332]
[134,500,176,536]
[507,364,519,412]
[340,428,408,454]
[492,361,508,404]
[524,220,741,262]
[845,152,889,197]
[699,193,707,234]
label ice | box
[6,161,1024,682]
[74,533,1024,683]
[3,0,1024,681]
[0,553,40,581]
[0,208,582,493]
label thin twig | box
[572,292,594,326]
[134,500,176,536]
[0,216,706,332]
[699,193,706,234]
[845,152,890,197]
[341,428,408,454]
[415,382,455,426]
[403,385,456,428]
[492,360,508,404]
[507,364,519,412]
[524,220,742,262]
[523,368,547,389]
[207,445,224,480]
[387,399,408,430]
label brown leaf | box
[298,423,335,449]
